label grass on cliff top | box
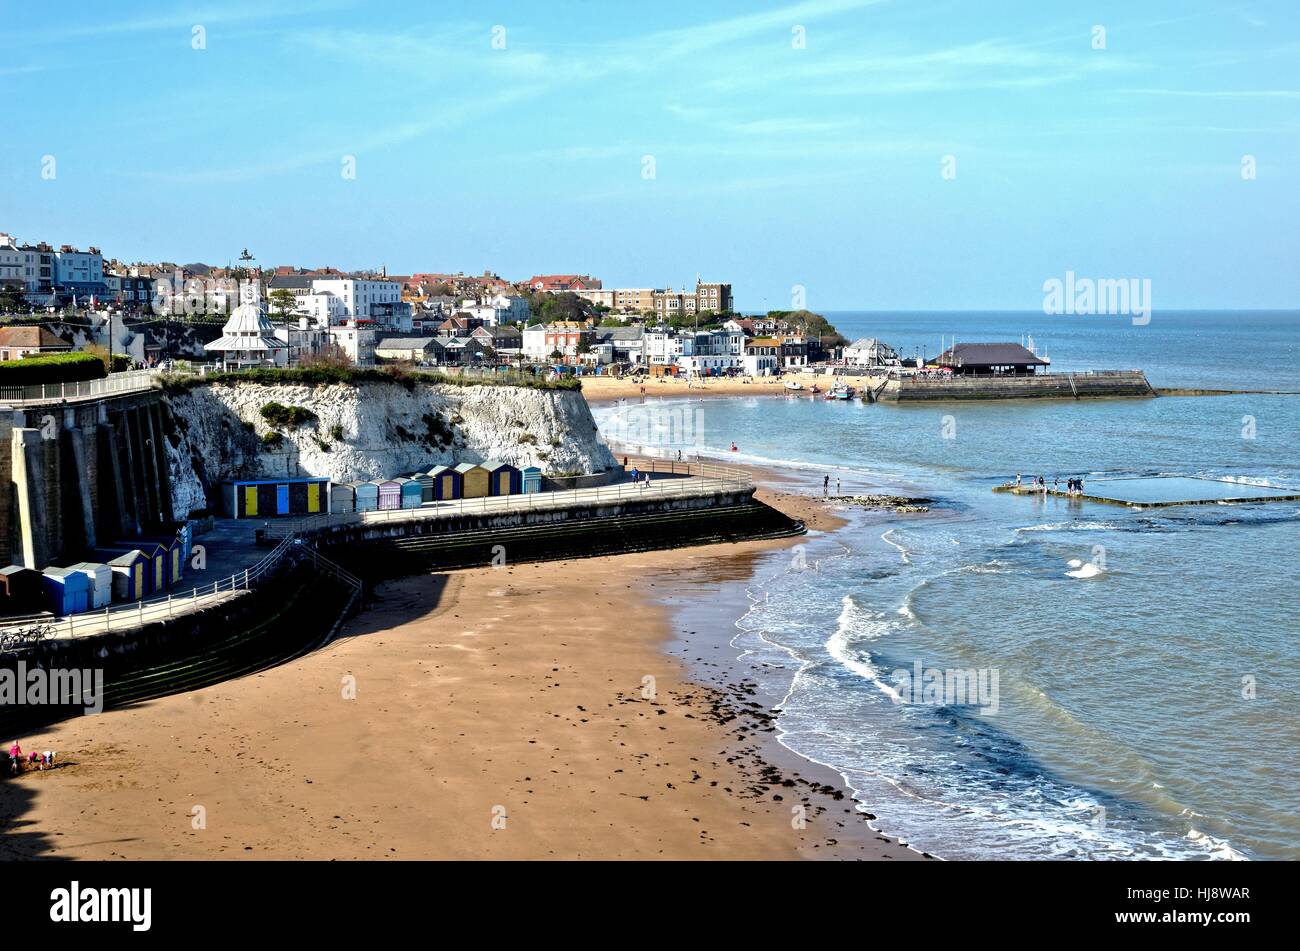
[158,365,582,393]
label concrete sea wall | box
[878,370,1154,402]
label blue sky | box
[2,0,1297,311]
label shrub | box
[518,433,537,444]
[261,431,284,447]
[329,423,344,441]
[159,365,581,393]
[260,401,316,427]
[0,351,105,385]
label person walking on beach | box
[823,474,830,493]
[1015,472,1022,487]
[630,466,639,484]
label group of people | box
[6,741,55,775]
[626,466,653,489]
[1013,473,1085,495]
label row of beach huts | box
[0,525,195,619]
[222,461,545,518]
[0,460,547,620]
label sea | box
[592,310,1300,860]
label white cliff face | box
[163,380,615,517]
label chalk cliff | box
[162,380,615,517]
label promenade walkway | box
[0,461,750,646]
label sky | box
[2,0,1298,311]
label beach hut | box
[406,471,436,504]
[377,478,403,511]
[176,522,194,564]
[100,550,148,602]
[115,541,167,594]
[223,477,332,518]
[483,461,522,496]
[42,567,92,616]
[398,477,423,509]
[521,466,543,494]
[331,482,356,514]
[136,535,184,586]
[429,465,462,501]
[351,481,379,513]
[66,562,112,610]
[0,565,45,616]
[455,462,489,499]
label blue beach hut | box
[429,465,462,501]
[483,461,522,496]
[349,481,379,513]
[405,471,436,504]
[521,466,543,494]
[397,477,423,509]
[42,567,92,616]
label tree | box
[268,288,297,332]
[0,283,27,314]
[549,348,564,362]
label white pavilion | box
[205,281,287,370]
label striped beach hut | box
[0,565,45,615]
[405,471,436,503]
[349,481,379,513]
[483,461,522,496]
[397,477,423,509]
[521,466,543,494]
[42,567,92,616]
[455,462,490,499]
[101,550,148,602]
[331,482,356,514]
[66,562,112,610]
[429,465,462,501]
[377,478,403,511]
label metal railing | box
[267,460,754,541]
[0,368,161,405]
[0,533,299,645]
[0,463,750,647]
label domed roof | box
[222,300,276,335]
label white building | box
[274,317,333,366]
[293,290,346,325]
[310,278,401,319]
[521,324,549,361]
[844,337,901,368]
[0,234,23,289]
[459,293,531,327]
[204,283,287,369]
[54,244,105,295]
[328,320,376,366]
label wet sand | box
[0,481,918,861]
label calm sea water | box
[594,311,1300,860]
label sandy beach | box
[0,479,919,861]
[580,371,839,403]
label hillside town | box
[1,230,851,378]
